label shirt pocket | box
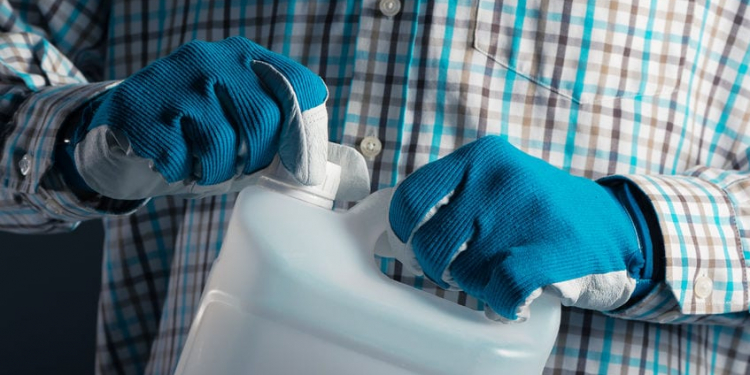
[473,0,681,104]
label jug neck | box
[258,157,341,209]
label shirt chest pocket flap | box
[473,0,681,104]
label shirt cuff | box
[2,81,146,221]
[599,176,664,303]
[616,174,748,315]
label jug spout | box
[258,157,341,209]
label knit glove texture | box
[65,37,368,200]
[388,136,645,321]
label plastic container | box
[175,159,561,375]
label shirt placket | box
[341,0,420,190]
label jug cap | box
[258,157,341,209]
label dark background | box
[0,220,104,375]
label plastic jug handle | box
[345,187,396,258]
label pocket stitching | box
[471,2,678,105]
[472,33,581,104]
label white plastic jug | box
[175,159,561,375]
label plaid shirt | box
[1,0,750,374]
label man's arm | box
[387,137,750,327]
[0,2,143,234]
[606,169,750,326]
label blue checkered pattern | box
[1,0,750,374]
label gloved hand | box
[387,136,646,322]
[62,36,368,200]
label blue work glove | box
[64,37,368,200]
[387,136,647,322]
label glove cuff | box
[54,91,111,197]
[599,177,665,303]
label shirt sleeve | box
[606,169,750,326]
[0,2,144,234]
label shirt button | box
[657,311,680,324]
[359,136,383,159]
[18,154,31,176]
[45,198,63,215]
[694,276,713,299]
[379,0,401,17]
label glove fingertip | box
[483,304,527,324]
[484,284,544,323]
[327,143,371,202]
[484,305,510,322]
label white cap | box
[258,157,341,209]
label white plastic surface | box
[259,158,341,209]
[175,183,561,375]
